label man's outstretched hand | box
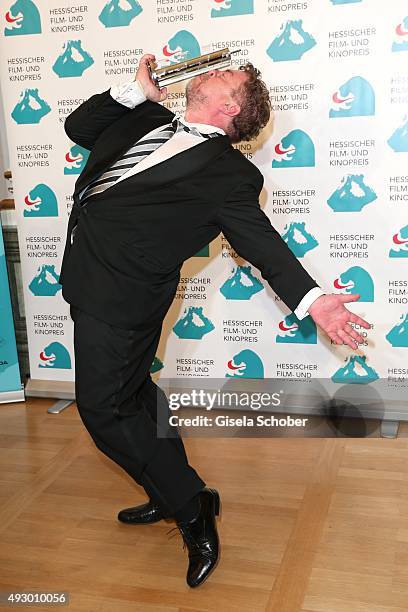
[308,293,371,350]
[134,54,168,103]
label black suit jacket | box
[60,89,319,329]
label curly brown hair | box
[228,63,271,144]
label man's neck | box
[184,108,230,134]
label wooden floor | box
[1,398,408,612]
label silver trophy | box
[147,48,241,88]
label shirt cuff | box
[294,287,325,320]
[109,79,146,108]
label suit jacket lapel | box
[75,117,232,199]
[73,110,174,197]
[124,135,232,192]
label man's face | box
[186,68,248,113]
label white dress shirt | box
[104,80,325,319]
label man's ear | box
[221,100,241,118]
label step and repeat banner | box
[0,0,406,400]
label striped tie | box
[79,121,178,206]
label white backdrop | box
[0,0,407,395]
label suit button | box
[83,208,88,215]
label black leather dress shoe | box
[177,487,220,588]
[117,500,163,524]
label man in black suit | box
[60,54,370,587]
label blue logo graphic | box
[220,265,264,300]
[282,222,318,257]
[99,0,142,28]
[272,129,315,168]
[11,89,50,124]
[330,0,361,4]
[173,306,215,339]
[211,0,254,18]
[388,117,408,153]
[331,355,379,384]
[386,313,408,348]
[226,349,264,378]
[330,77,375,118]
[23,184,58,218]
[29,265,62,297]
[327,175,377,212]
[267,20,316,62]
[333,266,374,302]
[276,313,317,344]
[392,17,408,52]
[4,0,41,36]
[39,342,71,369]
[162,30,201,63]
[64,144,90,175]
[150,356,164,373]
[389,224,408,258]
[53,40,94,78]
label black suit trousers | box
[70,306,205,516]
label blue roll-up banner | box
[0,217,24,403]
